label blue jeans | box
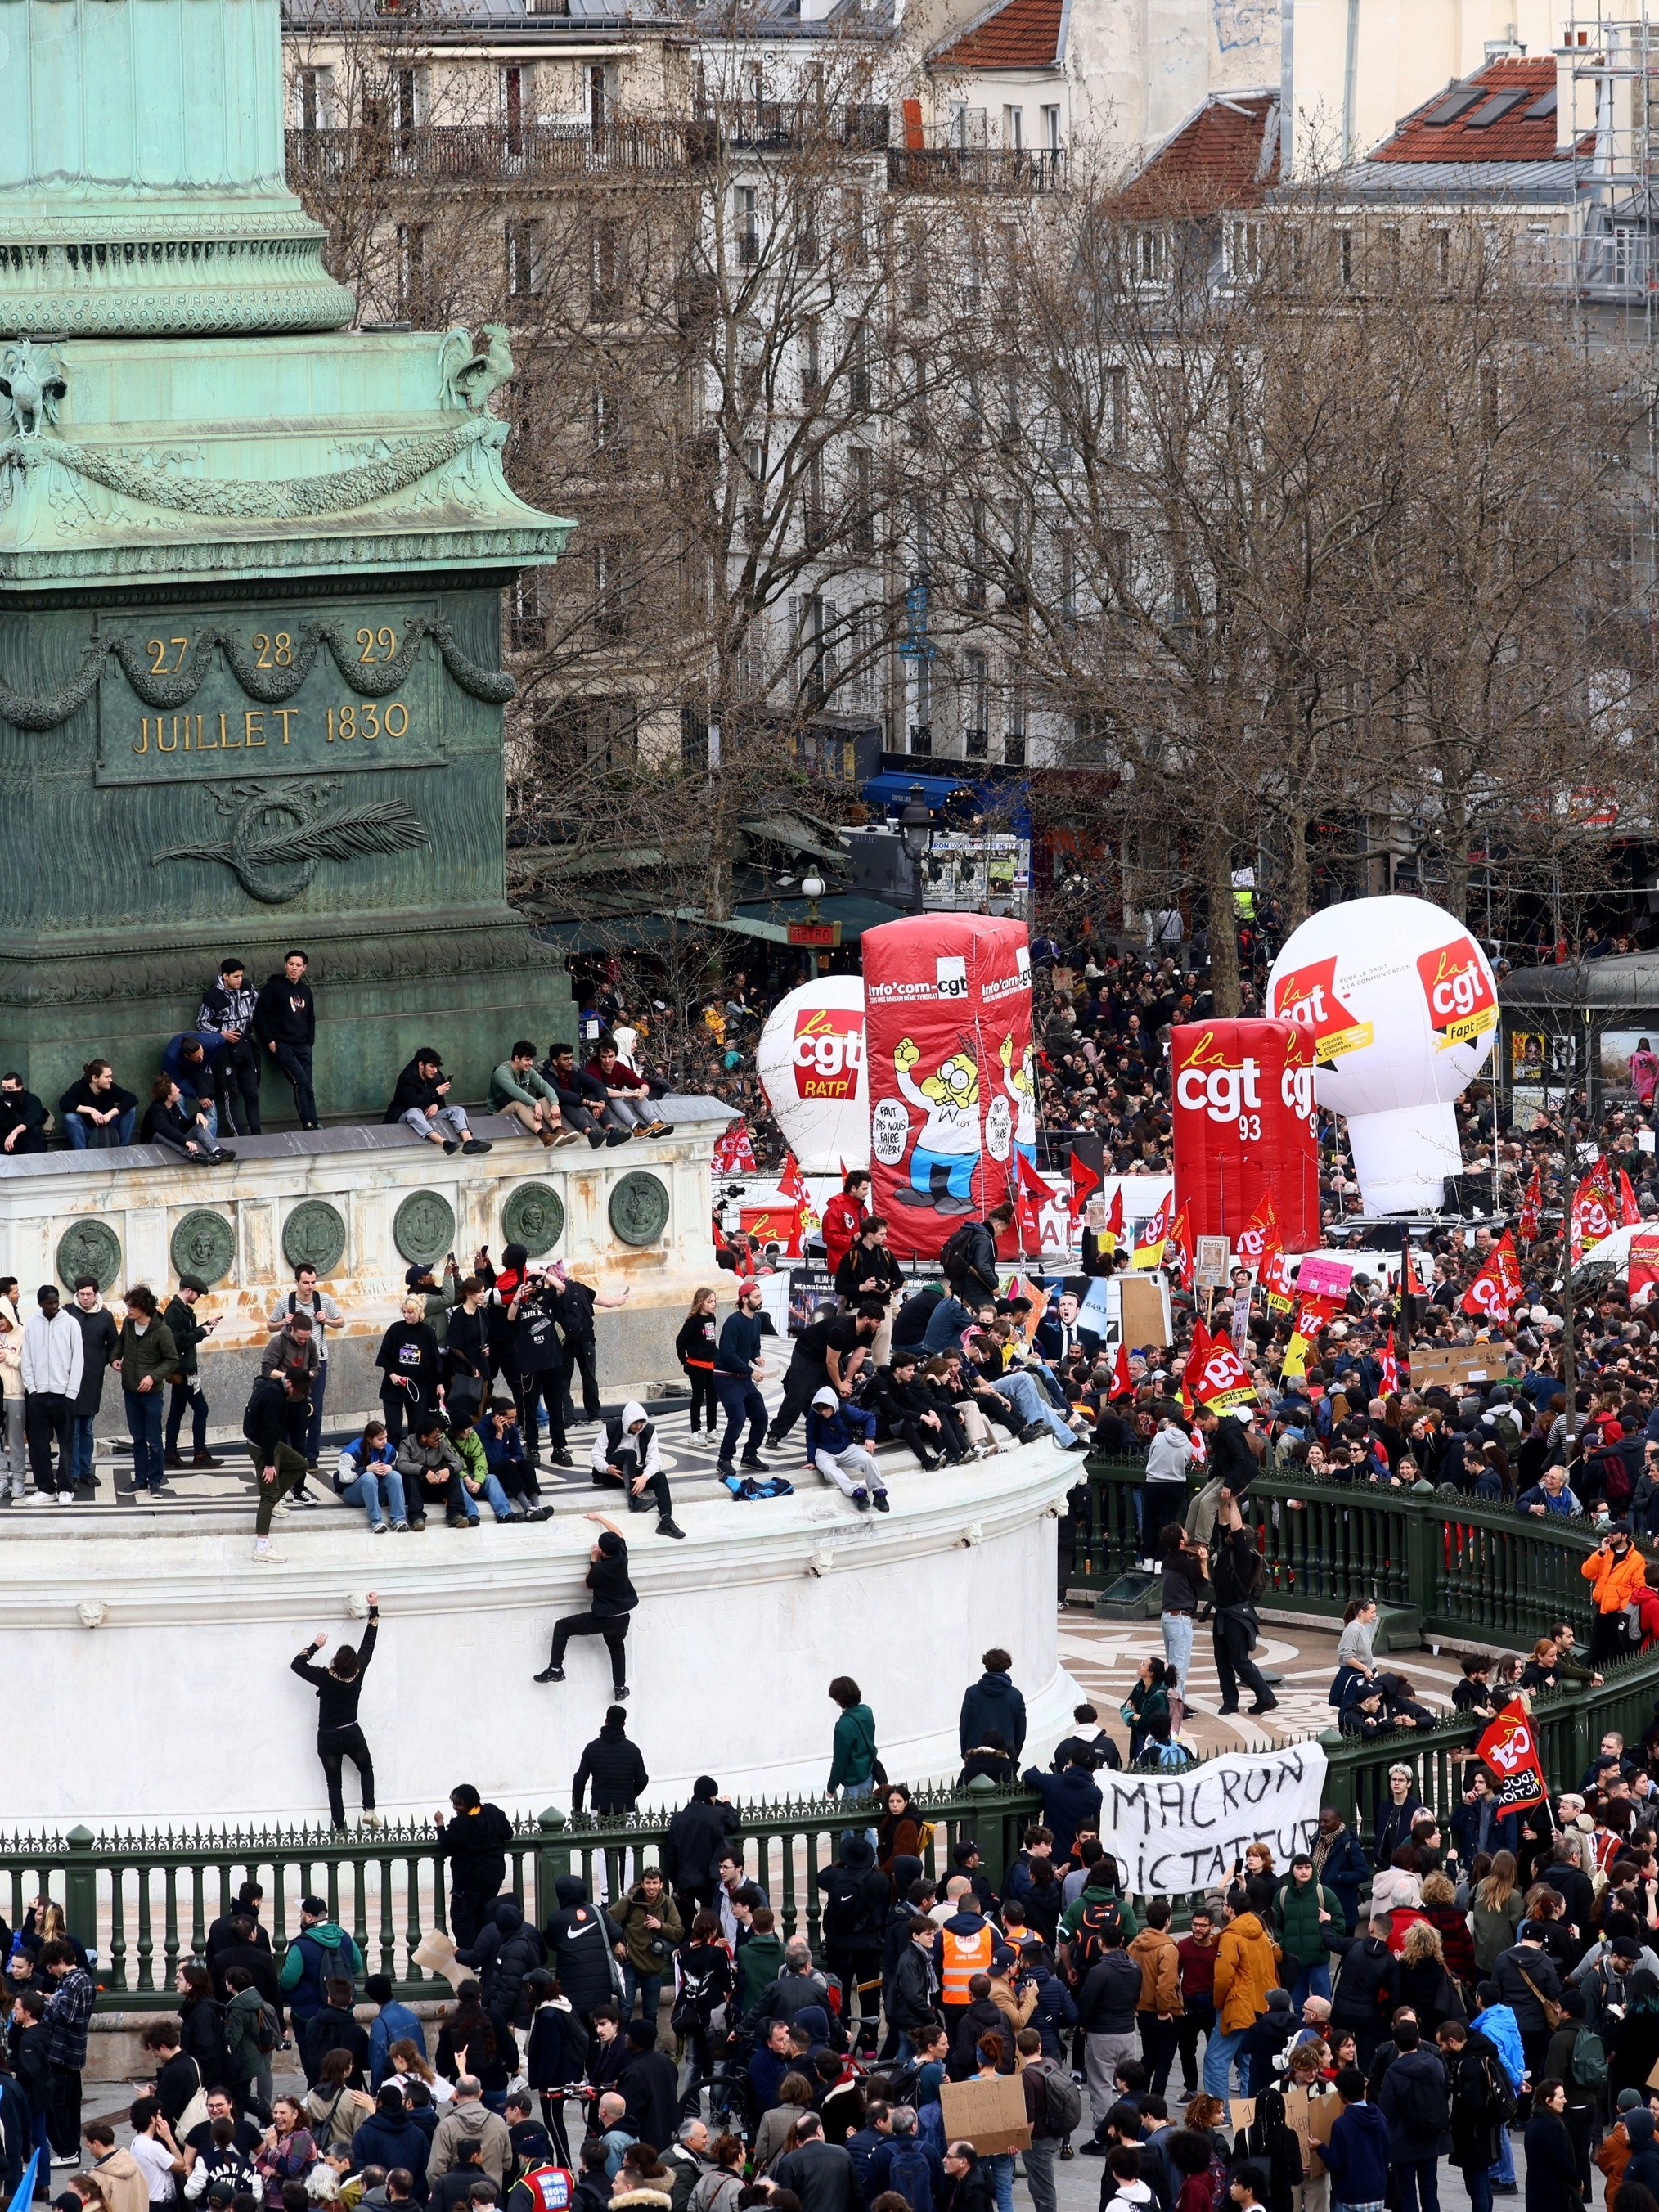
[995,1369,1077,1444]
[982,2153,1014,2212]
[340,1466,407,1529]
[474,1471,515,1521]
[1288,1962,1331,2010]
[623,1966,664,2021]
[1394,2158,1439,2212]
[1202,2025,1247,2099]
[125,1387,165,1488]
[715,1373,767,1463]
[1162,1612,1195,1685]
[71,1414,97,1485]
[1486,2128,1515,2187]
[66,1108,135,1149]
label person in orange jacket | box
[1581,1522,1649,1668]
[821,1171,870,1280]
[1127,1898,1184,2096]
[1204,1904,1279,2102]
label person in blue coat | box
[960,1652,1027,1760]
[1452,1772,1520,1863]
[1313,1810,1374,1934]
[350,2085,432,2200]
[1324,2067,1393,2210]
[1018,1752,1104,1859]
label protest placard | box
[1098,1745,1329,1894]
[940,2075,1032,2156]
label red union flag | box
[1234,1189,1279,1266]
[1167,1203,1196,1290]
[1461,1231,1522,1321]
[1183,1333,1257,1413]
[1475,1700,1548,1812]
[1417,934,1499,1052]
[1572,1158,1618,1260]
[1630,1230,1659,1306]
[1379,1328,1400,1396]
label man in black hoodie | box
[573,1708,650,1815]
[959,1652,1027,1760]
[434,1787,515,1949]
[662,1778,741,1927]
[290,1598,381,1832]
[384,1048,492,1158]
[253,949,318,1129]
[616,2020,676,2150]
[534,1517,635,1695]
[243,1366,312,1564]
[542,1877,623,2028]
[456,1900,546,2028]
[816,1836,890,2053]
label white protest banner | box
[1099,1742,1329,1895]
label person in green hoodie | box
[280,1897,362,2029]
[828,1675,879,1799]
[1271,1851,1338,2010]
[736,1904,788,2016]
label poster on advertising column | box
[1098,1743,1329,1895]
[862,914,1034,1261]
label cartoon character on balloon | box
[886,1036,983,1215]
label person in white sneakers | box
[290,1595,383,1832]
[20,1283,84,1505]
[0,1275,25,1502]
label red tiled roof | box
[1117,93,1279,218]
[932,0,1063,73]
[1371,56,1576,163]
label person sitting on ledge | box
[394,1412,477,1529]
[59,1058,137,1149]
[386,1048,492,1158]
[542,1042,632,1149]
[585,1036,672,1138]
[490,1041,582,1149]
[590,1401,685,1539]
[142,1076,234,1167]
[0,1072,49,1155]
[162,1032,224,1146]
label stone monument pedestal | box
[2,1096,733,1399]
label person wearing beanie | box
[573,1706,650,1816]
[661,1778,741,1929]
[535,1516,636,1695]
[617,2018,676,2151]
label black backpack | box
[1070,1895,1122,1977]
[1392,2055,1450,2140]
[941,1224,980,1284]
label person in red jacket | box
[821,1170,870,1279]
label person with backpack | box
[941,1209,1014,1306]
[1376,2018,1451,2212]
[222,1966,275,2123]
[1437,2018,1513,2212]
[1494,1922,1566,2084]
[816,1836,889,2054]
[1544,1985,1604,2191]
[1327,1917,1401,2071]
[866,2104,945,2212]
[1077,1923,1143,2138]
[280,1899,362,2037]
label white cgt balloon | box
[1267,895,1499,1213]
[756,974,870,1172]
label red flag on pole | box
[1379,1328,1399,1396]
[1474,1700,1549,1813]
[1621,1168,1642,1228]
[1461,1231,1523,1322]
[1517,1166,1542,1243]
[1111,1340,1133,1397]
[1167,1203,1196,1292]
[1069,1149,1102,1221]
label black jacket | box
[770,2138,861,2212]
[1328,1934,1398,2029]
[244,1372,295,1460]
[69,1302,119,1418]
[1493,1944,1562,2032]
[944,1221,1001,1302]
[303,2003,370,2086]
[442,1803,514,1895]
[456,1900,546,2028]
[663,1796,740,1888]
[1077,1951,1143,2035]
[376,1319,443,1405]
[618,2044,677,2151]
[890,1939,941,2030]
[255,973,316,1048]
[164,1295,209,1378]
[290,1621,377,1730]
[385,1060,448,1124]
[573,1721,650,1814]
[816,1851,890,1950]
[834,1244,906,1301]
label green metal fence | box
[0,1783,1040,2009]
[1075,1458,1606,1648]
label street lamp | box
[897,785,934,914]
[801,870,826,923]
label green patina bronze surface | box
[0,0,575,1116]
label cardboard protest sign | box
[940,2075,1032,2156]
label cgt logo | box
[1271,956,1373,1061]
[791,1007,865,1100]
[1417,937,1495,1047]
[1175,1035,1261,1126]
